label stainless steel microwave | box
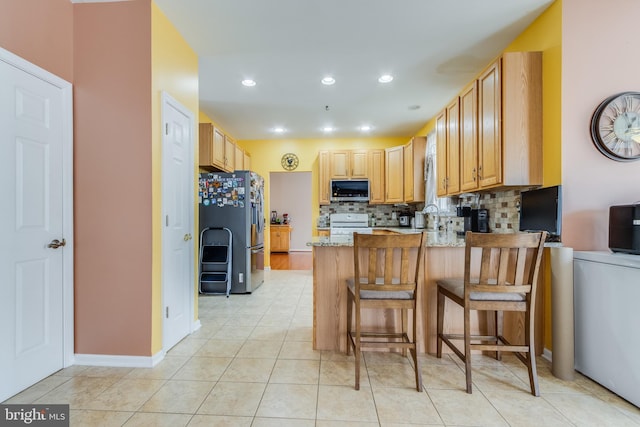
[330,179,370,202]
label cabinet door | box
[478,60,502,188]
[224,136,235,172]
[368,149,385,204]
[384,146,403,203]
[460,81,479,192]
[212,127,226,169]
[435,111,448,196]
[270,228,280,252]
[403,141,414,202]
[318,150,331,205]
[244,152,251,171]
[446,98,461,194]
[350,150,368,178]
[198,123,213,167]
[234,145,244,171]
[329,150,350,178]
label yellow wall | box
[151,1,200,354]
[240,137,408,266]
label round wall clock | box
[281,153,299,171]
[590,91,640,161]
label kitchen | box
[3,0,640,421]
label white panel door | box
[0,55,66,401]
[162,93,194,352]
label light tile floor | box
[4,269,640,426]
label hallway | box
[3,270,640,426]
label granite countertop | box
[307,231,466,248]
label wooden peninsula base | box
[310,235,544,355]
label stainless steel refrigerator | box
[199,171,264,293]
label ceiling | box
[153,0,554,140]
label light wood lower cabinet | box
[270,225,291,253]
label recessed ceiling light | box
[321,76,335,85]
[378,74,394,83]
[359,125,372,132]
[273,127,285,133]
[322,126,334,133]
[241,79,256,87]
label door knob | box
[48,238,66,249]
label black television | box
[519,185,562,242]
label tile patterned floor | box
[4,269,640,426]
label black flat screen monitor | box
[519,185,562,241]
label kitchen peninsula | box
[309,231,544,355]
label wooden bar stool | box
[346,232,426,391]
[436,231,547,396]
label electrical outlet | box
[391,212,397,220]
[239,273,244,283]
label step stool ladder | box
[199,227,232,297]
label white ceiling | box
[153,0,554,140]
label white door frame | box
[161,91,196,352]
[0,47,74,368]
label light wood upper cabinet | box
[403,137,426,203]
[498,51,542,187]
[446,97,461,194]
[434,51,541,196]
[368,149,385,204]
[224,135,235,172]
[435,110,448,197]
[329,149,368,178]
[318,150,331,205]
[199,123,251,173]
[478,59,501,188]
[351,150,368,178]
[199,123,227,170]
[234,144,244,171]
[384,146,404,203]
[244,151,251,171]
[329,150,350,178]
[460,81,479,192]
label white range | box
[329,213,373,236]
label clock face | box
[591,92,640,161]
[281,153,299,171]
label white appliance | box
[573,251,640,407]
[330,213,372,236]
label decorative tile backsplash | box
[319,188,529,233]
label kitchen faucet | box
[424,203,440,231]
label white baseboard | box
[542,348,552,362]
[74,351,165,368]
[192,319,202,332]
[264,266,271,270]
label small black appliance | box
[609,204,640,255]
